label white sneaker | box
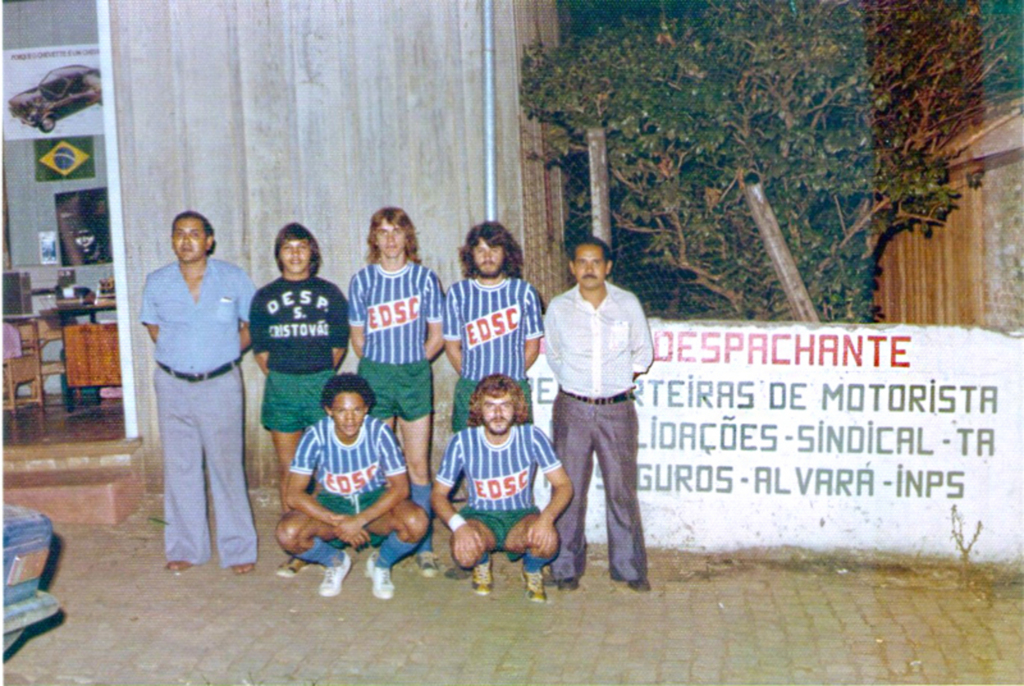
[371,564,395,600]
[363,551,394,599]
[318,553,352,598]
[364,550,379,578]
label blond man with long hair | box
[347,207,445,576]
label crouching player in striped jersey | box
[276,374,427,600]
[431,374,573,602]
[348,207,445,578]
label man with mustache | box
[432,374,572,602]
[140,210,258,575]
[544,236,654,593]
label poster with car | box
[3,44,103,141]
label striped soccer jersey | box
[348,263,443,365]
[436,424,561,511]
[442,278,544,381]
[291,415,406,497]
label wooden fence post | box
[742,180,820,322]
[587,128,612,244]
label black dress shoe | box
[555,577,579,591]
[626,579,651,592]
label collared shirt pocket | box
[607,320,630,352]
[216,295,237,322]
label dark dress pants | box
[550,392,648,583]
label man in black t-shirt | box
[249,223,349,578]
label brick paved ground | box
[5,490,1022,685]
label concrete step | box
[4,466,143,525]
[3,438,142,463]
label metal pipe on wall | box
[483,0,497,221]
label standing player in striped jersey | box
[443,222,544,432]
[432,374,573,602]
[276,374,427,600]
[348,207,445,577]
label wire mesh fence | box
[527,131,742,321]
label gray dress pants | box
[154,366,257,567]
[550,392,648,583]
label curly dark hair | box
[366,207,421,264]
[274,222,322,277]
[458,221,523,279]
[320,373,376,411]
[467,374,529,428]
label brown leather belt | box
[559,389,634,406]
[158,359,240,383]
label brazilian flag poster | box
[35,137,95,181]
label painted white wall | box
[533,323,1024,562]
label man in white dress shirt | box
[543,236,654,592]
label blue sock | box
[410,482,432,511]
[297,538,345,567]
[477,552,490,566]
[410,482,434,554]
[523,552,552,574]
[377,532,418,568]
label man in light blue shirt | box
[140,210,258,574]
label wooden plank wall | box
[873,109,1023,328]
[874,167,987,325]
[109,0,555,491]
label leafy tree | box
[866,0,1021,257]
[523,0,1020,321]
